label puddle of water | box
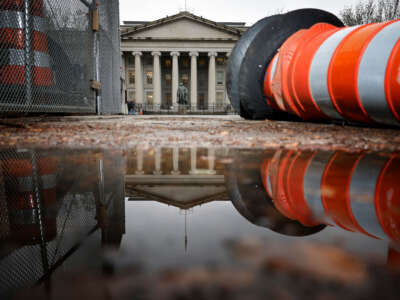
[0,147,399,299]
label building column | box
[121,53,128,114]
[135,148,144,175]
[171,147,180,175]
[151,51,162,109]
[154,148,162,175]
[208,148,217,175]
[189,51,198,109]
[208,52,217,110]
[225,52,231,108]
[133,51,143,105]
[171,51,180,106]
[189,147,197,175]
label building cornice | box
[121,37,240,42]
[121,11,242,38]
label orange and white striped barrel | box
[264,20,400,126]
[0,0,53,86]
[2,151,57,245]
[260,150,274,199]
[263,53,281,111]
[262,150,400,242]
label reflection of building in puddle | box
[126,147,230,210]
[0,149,125,296]
[126,147,230,252]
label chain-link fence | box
[0,148,125,298]
[0,0,121,114]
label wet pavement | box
[0,144,399,300]
[0,115,400,151]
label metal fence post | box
[24,0,33,106]
[88,1,101,115]
[30,151,49,274]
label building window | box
[128,90,135,102]
[198,93,206,109]
[165,59,172,68]
[217,71,224,85]
[144,56,152,65]
[199,74,206,88]
[146,71,153,85]
[128,70,135,85]
[216,92,224,108]
[127,56,135,66]
[216,57,225,65]
[163,93,172,108]
[147,92,153,105]
[181,74,189,85]
[165,73,172,86]
[182,58,189,68]
[199,58,206,67]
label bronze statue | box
[177,82,189,105]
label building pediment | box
[134,185,227,207]
[121,12,241,41]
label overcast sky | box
[119,0,361,25]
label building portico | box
[120,11,246,112]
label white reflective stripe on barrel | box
[9,209,41,224]
[269,54,279,83]
[357,21,400,126]
[349,154,388,239]
[17,174,55,191]
[7,49,25,66]
[309,26,360,120]
[17,176,33,192]
[0,11,48,32]
[303,151,334,223]
[9,206,58,224]
[267,166,273,197]
[41,174,56,189]
[8,49,51,67]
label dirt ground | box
[0,115,399,151]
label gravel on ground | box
[0,115,399,151]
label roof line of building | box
[121,11,243,37]
[123,20,247,27]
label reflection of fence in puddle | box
[0,149,125,296]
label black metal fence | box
[0,148,125,297]
[127,103,238,115]
[0,0,121,114]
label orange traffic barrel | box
[263,53,280,111]
[0,0,53,87]
[267,150,326,226]
[270,30,307,116]
[260,150,275,199]
[388,247,400,270]
[263,150,400,242]
[3,151,57,245]
[263,20,400,126]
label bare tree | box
[339,0,400,25]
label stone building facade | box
[120,12,247,112]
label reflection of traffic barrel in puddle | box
[227,8,400,126]
[261,150,400,242]
[0,0,53,88]
[226,150,326,237]
[2,151,57,245]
